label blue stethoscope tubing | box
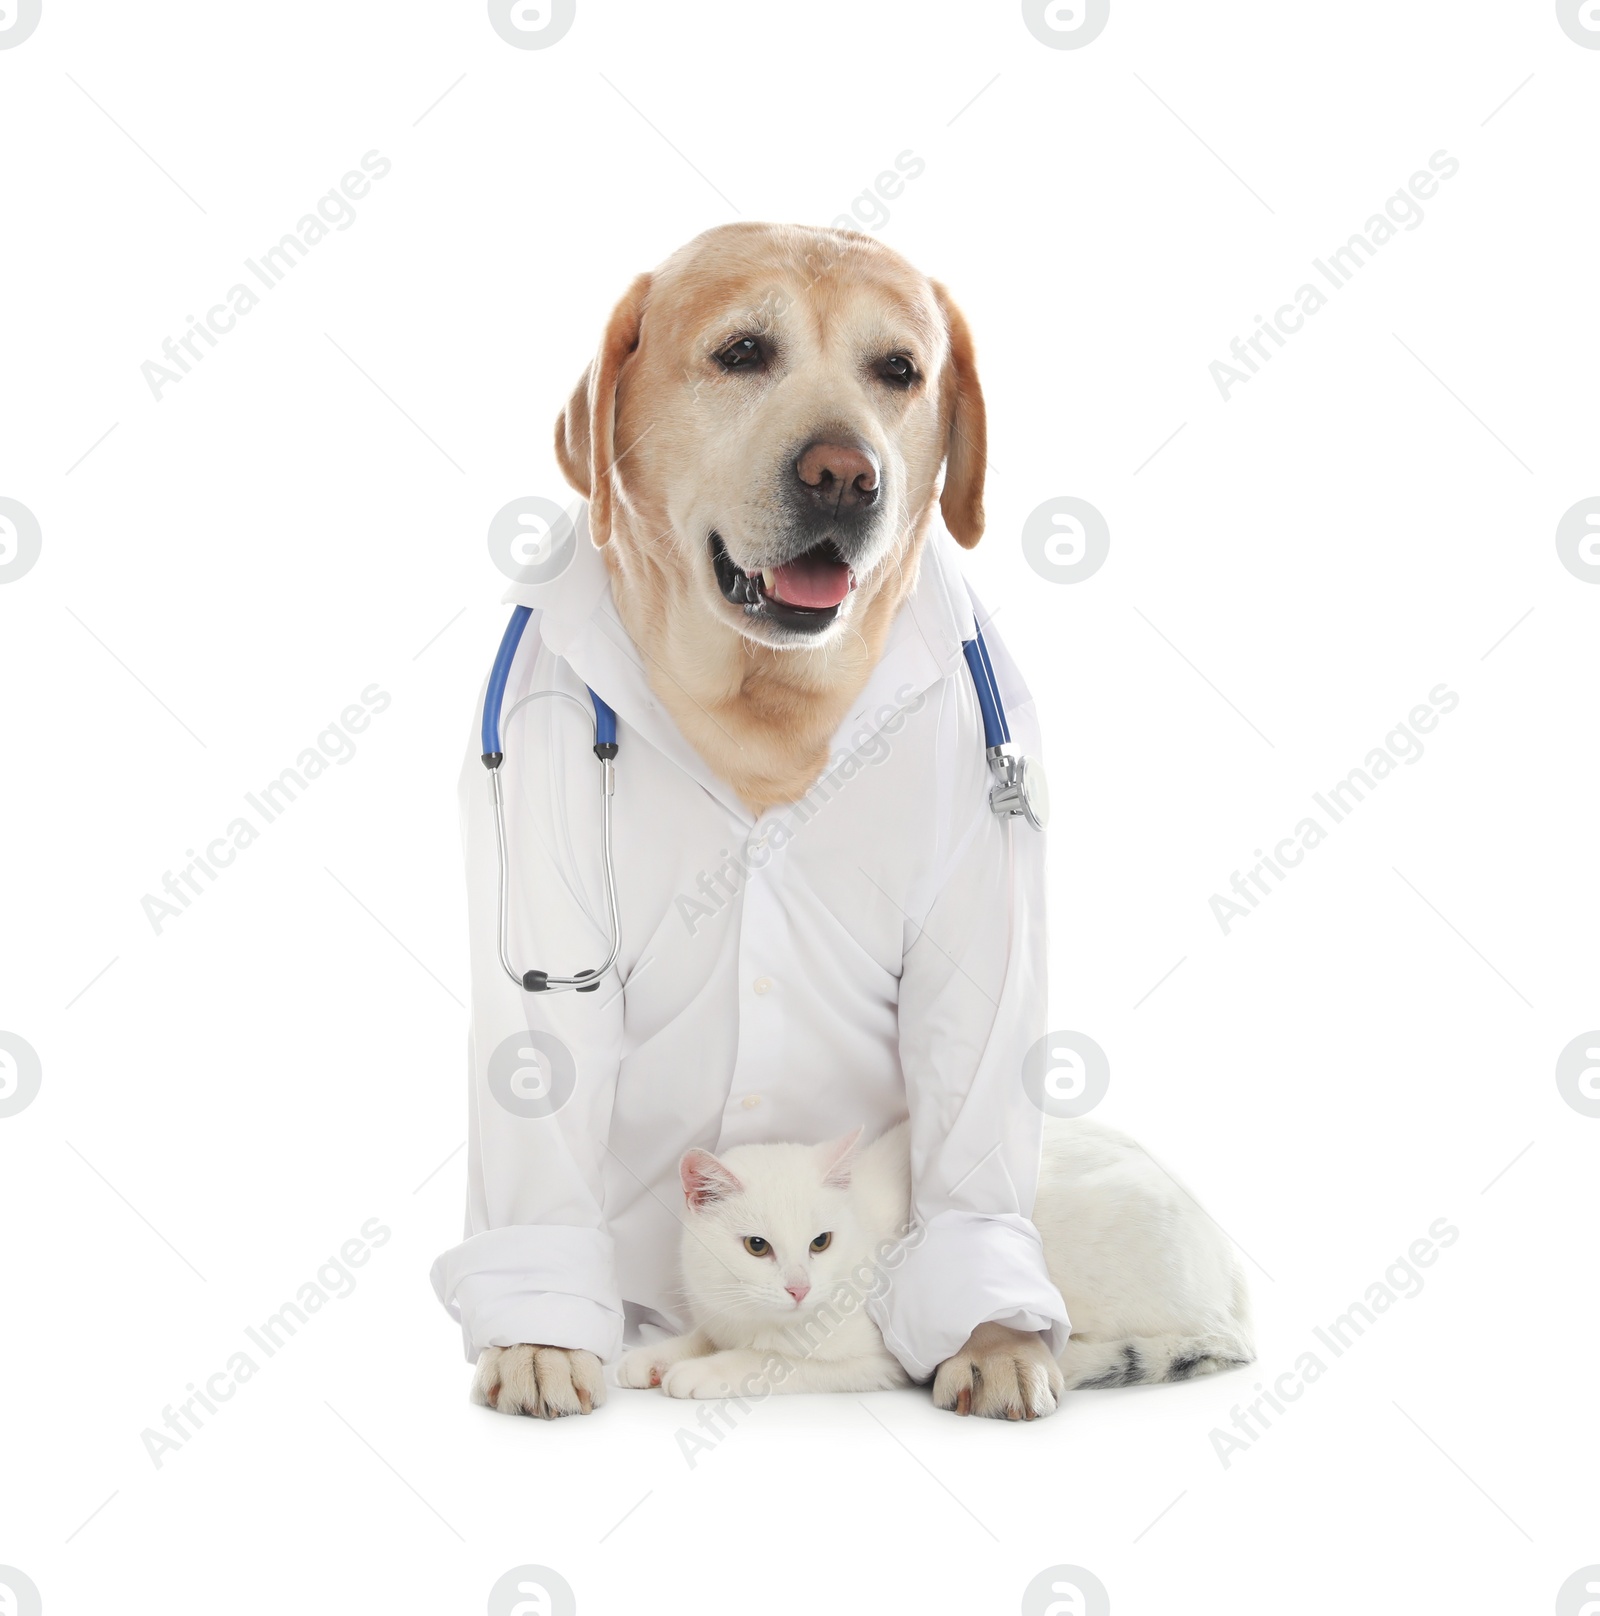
[961,632,1010,749]
[481,606,620,994]
[480,606,1041,996]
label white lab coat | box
[429,507,1070,1382]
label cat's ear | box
[681,1148,743,1211]
[819,1126,866,1189]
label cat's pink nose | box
[785,1282,810,1305]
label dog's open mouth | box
[709,532,857,629]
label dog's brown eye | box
[875,353,917,387]
[716,337,765,371]
[810,1232,832,1252]
[743,1235,770,1256]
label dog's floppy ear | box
[553,272,652,546]
[932,280,987,549]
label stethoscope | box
[481,606,1046,995]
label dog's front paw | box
[932,1322,1063,1421]
[471,1344,606,1418]
[660,1349,768,1400]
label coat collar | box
[500,504,977,824]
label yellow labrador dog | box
[482,221,1060,1419]
[553,221,986,812]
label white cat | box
[618,1116,1253,1411]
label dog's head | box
[554,222,986,650]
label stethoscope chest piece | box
[962,629,1048,833]
[987,748,1049,831]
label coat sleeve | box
[429,615,627,1363]
[866,653,1070,1383]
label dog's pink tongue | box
[768,557,853,609]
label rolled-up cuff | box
[866,1210,1070,1382]
[430,1224,624,1363]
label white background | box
[2,2,1596,1612]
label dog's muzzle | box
[709,532,858,633]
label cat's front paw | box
[932,1322,1063,1421]
[617,1346,670,1389]
[660,1350,769,1400]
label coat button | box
[741,1095,760,1109]
[752,977,772,995]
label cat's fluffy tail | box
[1058,1329,1254,1389]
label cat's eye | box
[742,1235,770,1257]
[810,1232,832,1252]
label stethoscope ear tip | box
[519,968,601,994]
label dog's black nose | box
[793,438,880,520]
